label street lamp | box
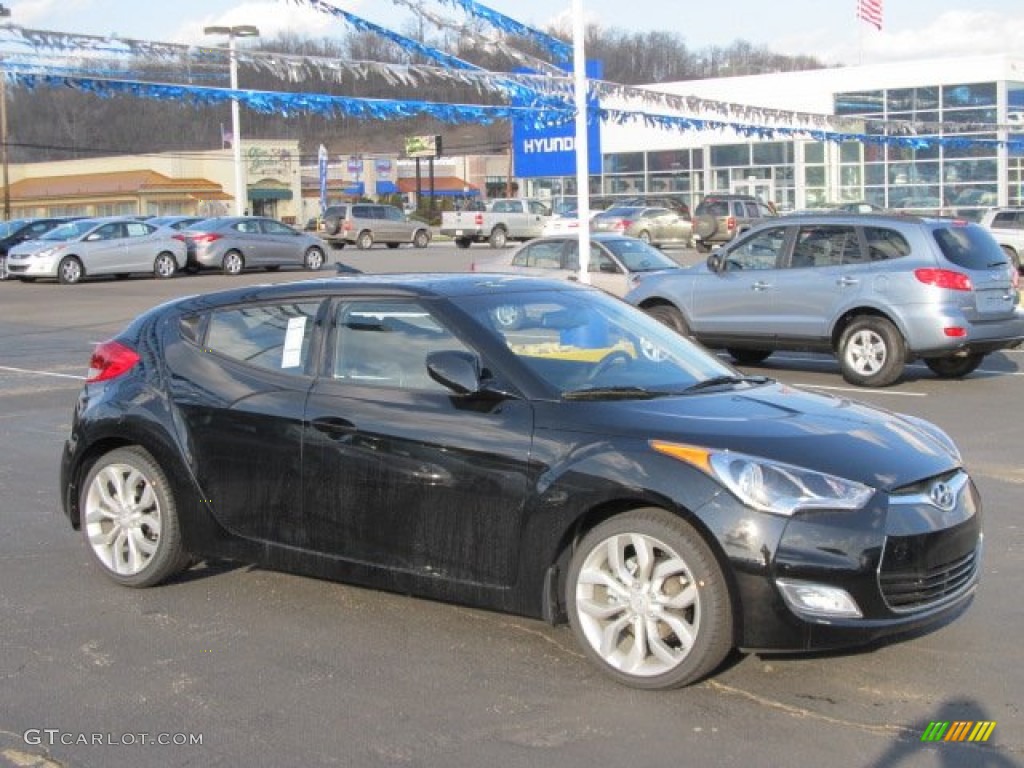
[204,24,259,217]
[1,3,12,221]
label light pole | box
[1,3,12,221]
[204,24,259,217]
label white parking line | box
[0,365,85,381]
[794,383,926,397]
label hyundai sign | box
[512,61,602,178]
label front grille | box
[879,543,979,613]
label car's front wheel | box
[413,229,430,249]
[838,316,906,387]
[81,446,190,588]
[304,246,325,271]
[58,256,84,285]
[727,348,772,365]
[567,508,733,689]
[356,231,374,250]
[925,354,984,379]
[644,304,691,336]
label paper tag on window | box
[281,316,307,368]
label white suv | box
[979,207,1024,273]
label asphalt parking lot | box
[1,243,1022,768]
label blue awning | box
[376,180,398,195]
[342,182,364,196]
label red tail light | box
[914,268,972,291]
[726,216,736,231]
[171,233,186,242]
[617,219,632,231]
[191,233,222,244]
[343,220,353,232]
[87,341,140,383]
[474,213,484,226]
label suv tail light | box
[87,341,140,383]
[914,268,973,291]
[474,213,484,227]
[343,220,353,232]
[726,216,736,231]
[618,219,633,231]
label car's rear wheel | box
[644,304,691,337]
[637,230,652,244]
[356,231,374,250]
[454,237,472,249]
[183,263,201,275]
[925,354,984,379]
[694,242,711,254]
[413,229,430,249]
[58,256,84,285]
[222,250,244,276]
[81,446,190,588]
[567,508,733,689]
[727,348,772,365]
[386,242,400,249]
[153,252,177,279]
[303,246,325,271]
[838,316,905,387]
[489,227,508,249]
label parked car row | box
[1,215,328,284]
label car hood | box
[7,239,63,256]
[543,383,960,490]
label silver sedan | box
[174,216,327,275]
[5,217,187,284]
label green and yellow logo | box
[921,721,996,743]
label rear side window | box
[992,211,1023,229]
[205,302,321,375]
[514,240,564,268]
[352,205,376,219]
[864,227,911,261]
[932,225,1008,270]
[791,225,861,267]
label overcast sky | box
[9,0,1024,67]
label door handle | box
[751,281,771,291]
[837,276,860,287]
[311,417,356,437]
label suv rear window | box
[932,225,1008,270]
[697,201,729,216]
[992,211,1023,229]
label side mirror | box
[426,350,482,395]
[706,252,724,272]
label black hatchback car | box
[60,275,981,689]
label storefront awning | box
[376,180,398,195]
[342,182,365,196]
[249,187,293,201]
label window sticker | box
[281,316,307,369]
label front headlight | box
[651,440,873,516]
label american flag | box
[857,0,883,30]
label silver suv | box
[625,213,1023,387]
[692,194,776,253]
[979,207,1024,273]
[319,203,431,250]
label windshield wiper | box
[682,375,772,394]
[562,386,664,401]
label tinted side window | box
[932,225,1007,270]
[727,227,787,270]
[864,227,911,261]
[333,301,470,390]
[791,225,861,268]
[352,205,374,219]
[205,302,321,375]
[383,207,404,221]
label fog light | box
[776,578,862,619]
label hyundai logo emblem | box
[929,481,956,511]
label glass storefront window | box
[752,142,793,165]
[804,142,825,163]
[648,150,690,172]
[603,153,644,174]
[839,142,861,163]
[942,83,997,108]
[804,167,825,186]
[835,90,884,116]
[944,136,997,158]
[943,108,998,132]
[710,144,750,167]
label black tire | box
[80,446,190,588]
[693,214,718,240]
[727,348,772,365]
[264,265,281,272]
[183,263,201,275]
[327,217,342,236]
[925,354,984,379]
[222,250,244,276]
[488,227,508,249]
[303,246,325,271]
[838,316,906,387]
[694,242,711,254]
[356,231,374,250]
[386,242,401,249]
[58,256,84,285]
[413,229,430,249]
[153,252,177,279]
[1000,245,1020,274]
[637,230,652,244]
[645,304,691,336]
[567,508,733,689]
[454,237,472,249]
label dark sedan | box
[60,275,981,689]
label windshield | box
[0,219,30,237]
[453,288,739,397]
[41,220,96,241]
[602,239,680,272]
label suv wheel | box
[645,304,691,336]
[413,230,430,249]
[489,228,508,249]
[838,316,905,387]
[693,215,718,240]
[694,242,711,254]
[925,354,984,379]
[356,231,374,250]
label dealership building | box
[519,53,1024,219]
